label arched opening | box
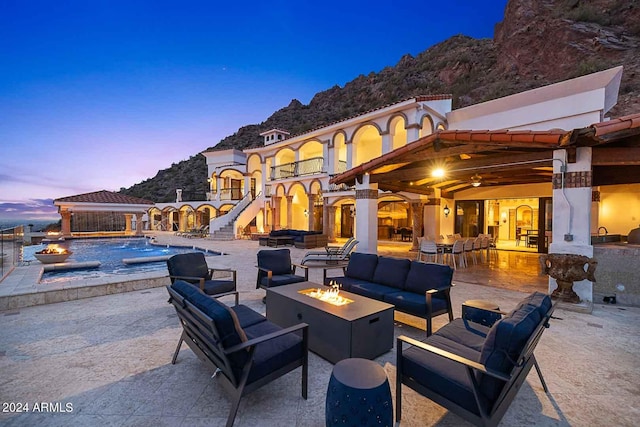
[333,132,347,173]
[289,184,309,230]
[377,197,411,241]
[353,124,382,166]
[299,140,324,176]
[390,116,407,151]
[219,169,244,200]
[419,115,434,138]
[273,148,295,179]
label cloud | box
[0,199,58,219]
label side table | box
[326,358,392,426]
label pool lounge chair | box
[302,237,355,257]
[300,239,359,265]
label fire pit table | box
[266,281,394,364]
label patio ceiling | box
[330,113,640,198]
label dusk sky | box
[1,0,508,221]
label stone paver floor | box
[0,234,638,426]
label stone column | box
[272,197,281,230]
[355,175,379,254]
[423,198,441,240]
[135,213,143,236]
[549,147,594,304]
[244,173,252,197]
[381,132,391,154]
[60,210,72,237]
[307,196,315,231]
[286,195,294,229]
[124,214,133,233]
[410,202,424,251]
[346,139,354,170]
[406,123,420,142]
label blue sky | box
[0,0,508,220]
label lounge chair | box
[256,248,309,290]
[300,238,359,265]
[302,237,355,257]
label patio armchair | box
[396,292,556,427]
[256,248,308,290]
[167,280,309,427]
[167,252,238,304]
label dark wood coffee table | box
[266,281,394,363]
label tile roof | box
[54,190,154,205]
[331,112,640,186]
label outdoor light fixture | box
[304,209,309,217]
[443,205,450,217]
[471,174,482,187]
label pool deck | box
[0,233,638,426]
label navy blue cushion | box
[348,281,399,300]
[260,274,306,288]
[478,304,541,402]
[434,318,490,352]
[231,305,268,329]
[243,320,304,385]
[516,292,552,317]
[201,279,235,295]
[345,252,378,281]
[270,229,289,236]
[171,280,246,348]
[383,291,448,318]
[167,252,210,283]
[257,249,293,276]
[401,334,486,416]
[404,261,453,295]
[322,276,372,291]
[372,256,411,289]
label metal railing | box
[336,160,347,174]
[1,226,23,281]
[270,157,325,180]
[219,187,243,201]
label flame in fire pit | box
[36,244,71,255]
[299,281,353,306]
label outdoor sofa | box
[167,280,309,427]
[396,291,556,426]
[324,252,454,335]
[261,229,328,249]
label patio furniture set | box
[165,248,557,426]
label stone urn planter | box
[540,253,597,303]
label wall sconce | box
[304,209,309,217]
[349,205,356,217]
[501,212,507,223]
[443,205,450,217]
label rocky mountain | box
[121,0,640,203]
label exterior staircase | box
[208,191,261,240]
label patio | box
[0,235,638,426]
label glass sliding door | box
[454,200,484,237]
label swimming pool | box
[23,237,220,284]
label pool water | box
[23,238,220,284]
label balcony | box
[270,157,324,180]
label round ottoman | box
[325,358,392,426]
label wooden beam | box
[592,147,640,165]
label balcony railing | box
[336,160,347,174]
[219,187,243,201]
[270,157,324,180]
